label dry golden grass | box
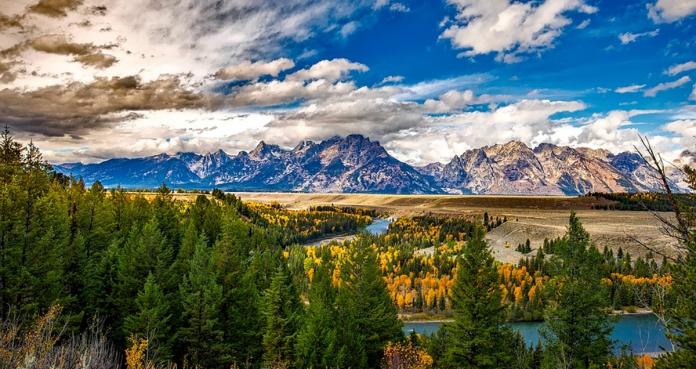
[232,192,680,262]
[484,209,678,263]
[232,192,611,213]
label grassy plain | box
[233,192,679,263]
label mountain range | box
[54,134,683,195]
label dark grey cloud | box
[29,34,118,68]
[0,13,24,31]
[0,60,18,83]
[28,0,84,18]
[89,5,107,16]
[1,75,211,137]
[1,34,119,70]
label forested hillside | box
[0,130,401,368]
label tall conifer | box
[440,226,518,369]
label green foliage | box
[655,256,696,368]
[541,212,613,369]
[295,252,339,368]
[123,273,172,363]
[333,238,403,369]
[177,236,226,368]
[2,130,692,369]
[0,130,413,369]
[261,266,303,368]
[516,238,532,254]
[588,192,696,211]
[438,227,518,369]
[655,164,696,368]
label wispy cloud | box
[615,84,645,93]
[394,74,494,101]
[1,0,377,90]
[576,19,591,29]
[644,76,691,97]
[340,21,360,38]
[666,61,696,76]
[618,29,659,44]
[389,3,410,13]
[380,75,405,84]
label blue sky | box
[1,0,695,164]
[295,0,694,121]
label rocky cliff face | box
[55,136,683,194]
[418,141,680,195]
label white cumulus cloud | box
[214,59,295,81]
[648,0,696,23]
[287,58,368,82]
[664,119,696,136]
[440,0,597,62]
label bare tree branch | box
[624,233,679,262]
[635,135,691,244]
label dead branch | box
[624,233,679,262]
[635,135,691,244]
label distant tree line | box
[587,192,696,211]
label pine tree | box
[655,255,696,369]
[542,212,612,369]
[152,184,180,251]
[116,217,172,324]
[296,252,338,368]
[177,236,226,368]
[167,220,198,293]
[226,269,263,366]
[0,131,61,318]
[261,265,303,368]
[123,273,172,363]
[212,215,263,365]
[89,239,122,334]
[655,165,696,369]
[334,239,403,369]
[0,127,23,182]
[440,226,517,369]
[79,181,114,258]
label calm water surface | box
[364,218,392,235]
[304,217,392,246]
[403,314,671,354]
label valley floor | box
[233,192,680,261]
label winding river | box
[403,314,672,355]
[303,217,392,246]
[363,218,392,235]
